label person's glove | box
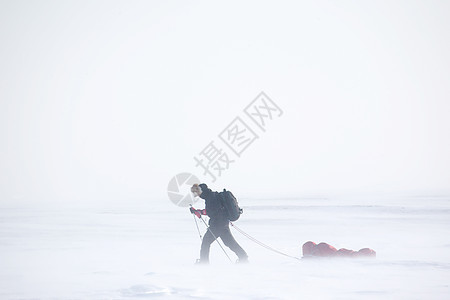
[189,207,205,218]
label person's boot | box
[236,256,249,264]
[195,258,209,265]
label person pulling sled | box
[190,183,248,264]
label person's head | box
[191,183,210,198]
[191,183,202,197]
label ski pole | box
[190,205,203,241]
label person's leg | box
[220,226,248,261]
[199,228,217,263]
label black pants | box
[200,225,248,262]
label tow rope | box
[230,222,301,261]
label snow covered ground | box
[1,195,450,299]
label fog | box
[1,0,450,206]
[2,2,450,299]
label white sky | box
[1,1,449,205]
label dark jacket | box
[200,186,229,228]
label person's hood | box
[199,183,212,199]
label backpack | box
[219,189,243,221]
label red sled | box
[302,241,376,258]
